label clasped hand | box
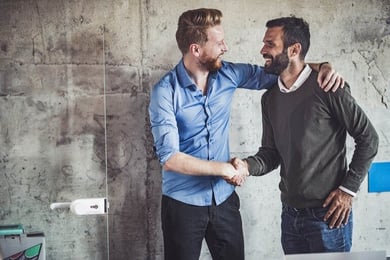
[223,157,249,186]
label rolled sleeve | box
[149,80,180,165]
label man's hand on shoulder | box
[317,62,345,92]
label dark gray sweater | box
[246,71,379,208]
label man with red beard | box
[231,17,378,254]
[149,9,343,260]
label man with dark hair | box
[232,16,379,254]
[149,9,344,260]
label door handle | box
[50,198,109,215]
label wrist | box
[222,162,235,178]
[338,186,356,197]
[319,62,329,71]
[243,159,250,176]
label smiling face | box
[260,26,290,75]
[198,25,228,72]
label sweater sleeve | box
[328,84,379,193]
[246,90,281,176]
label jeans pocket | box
[311,207,329,222]
[224,191,240,212]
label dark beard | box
[264,50,289,75]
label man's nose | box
[222,40,228,52]
[260,46,266,55]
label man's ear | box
[288,43,302,58]
[189,43,201,57]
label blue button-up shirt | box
[149,60,276,206]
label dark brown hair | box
[266,16,310,59]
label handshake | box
[223,157,249,186]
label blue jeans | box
[281,204,353,254]
[161,192,244,260]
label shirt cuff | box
[339,186,357,197]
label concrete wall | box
[0,0,389,259]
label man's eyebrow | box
[264,40,275,45]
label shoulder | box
[152,68,177,91]
[150,70,178,103]
[316,81,352,98]
[261,84,279,103]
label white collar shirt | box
[277,64,312,93]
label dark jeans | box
[281,204,353,254]
[161,192,244,260]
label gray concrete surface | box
[0,0,389,259]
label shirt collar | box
[176,59,219,91]
[176,59,196,89]
[278,64,312,93]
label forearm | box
[163,152,234,178]
[342,128,379,192]
[248,96,281,176]
[333,85,379,192]
[245,147,280,176]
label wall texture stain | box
[0,0,389,260]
